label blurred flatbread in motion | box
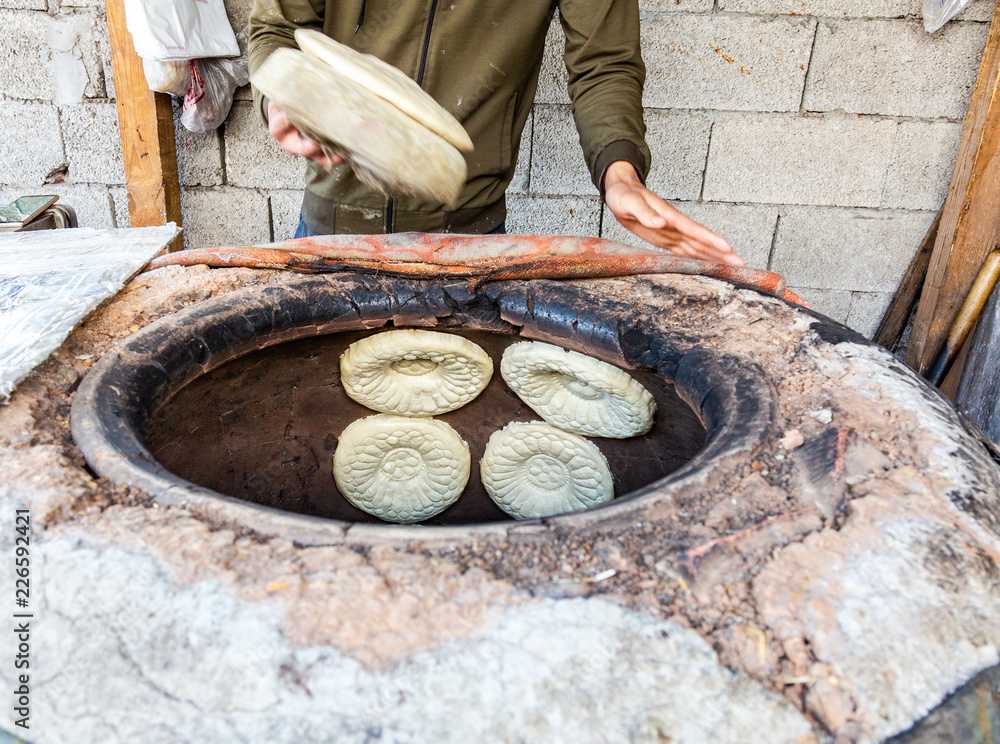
[252,47,468,204]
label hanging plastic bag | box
[179,30,250,133]
[142,59,191,96]
[123,0,238,61]
[923,0,974,32]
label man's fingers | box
[267,102,339,167]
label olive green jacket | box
[249,0,650,234]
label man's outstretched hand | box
[603,161,744,266]
[267,102,342,168]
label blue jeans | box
[294,215,506,238]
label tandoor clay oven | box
[3,260,999,744]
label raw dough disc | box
[334,415,470,524]
[500,341,656,438]
[295,29,473,153]
[480,422,613,520]
[251,48,467,204]
[340,330,493,416]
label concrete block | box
[49,12,106,102]
[179,187,271,250]
[641,16,814,112]
[530,107,710,198]
[506,194,601,237]
[644,110,712,201]
[803,20,988,119]
[601,201,778,269]
[703,114,897,208]
[60,103,125,185]
[847,291,893,338]
[786,287,852,323]
[109,186,128,228]
[509,109,532,194]
[223,102,305,190]
[0,102,65,184]
[536,15,569,106]
[0,184,115,229]
[529,105,595,196]
[770,207,937,292]
[718,0,993,21]
[882,121,962,210]
[93,10,114,101]
[0,1,46,10]
[269,190,303,241]
[1,9,52,100]
[173,103,224,187]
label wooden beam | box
[906,1,1000,375]
[874,210,940,351]
[105,0,182,244]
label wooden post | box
[105,0,183,245]
[906,1,1000,375]
[874,211,940,351]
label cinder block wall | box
[0,0,992,336]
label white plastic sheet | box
[0,225,179,401]
[123,0,238,61]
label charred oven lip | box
[70,275,778,545]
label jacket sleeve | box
[248,0,326,122]
[557,0,651,193]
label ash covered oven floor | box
[2,265,999,744]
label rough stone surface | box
[704,114,898,208]
[179,187,271,249]
[1,267,998,744]
[641,16,815,112]
[770,207,937,292]
[602,201,778,270]
[507,194,602,236]
[59,102,124,184]
[223,102,305,190]
[0,102,64,185]
[804,20,988,119]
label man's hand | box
[267,102,341,168]
[603,161,744,266]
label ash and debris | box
[2,266,999,743]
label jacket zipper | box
[387,0,439,233]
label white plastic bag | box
[123,0,238,61]
[180,31,250,133]
[142,58,191,96]
[923,0,973,32]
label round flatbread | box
[334,415,470,524]
[252,48,467,204]
[480,422,613,520]
[295,28,473,153]
[340,330,493,416]
[500,341,656,438]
